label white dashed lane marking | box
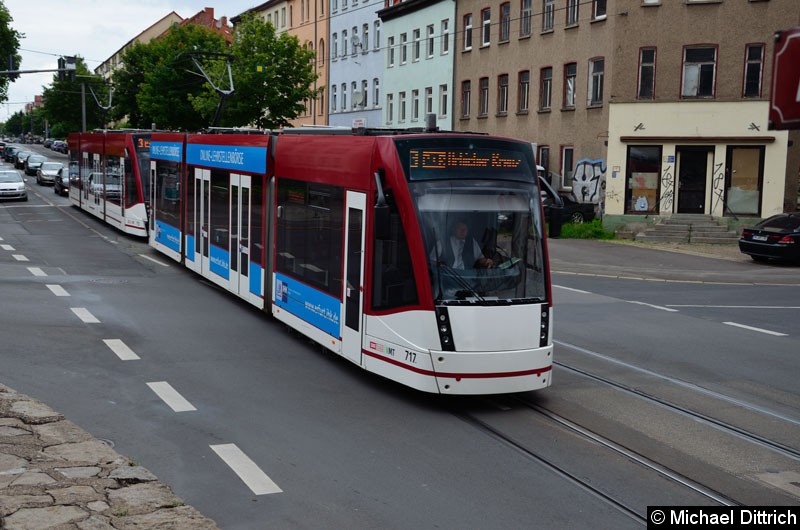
[1,244,14,250]
[28,267,46,277]
[71,307,100,324]
[723,322,787,337]
[146,382,197,412]
[102,339,140,360]
[12,254,28,262]
[210,444,283,495]
[46,284,70,297]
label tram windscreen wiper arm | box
[438,263,485,302]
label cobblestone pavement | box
[0,384,219,530]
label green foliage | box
[0,1,22,101]
[192,13,319,129]
[559,219,615,240]
[42,56,108,133]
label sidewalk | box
[0,384,219,530]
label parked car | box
[36,161,63,185]
[0,170,27,201]
[739,213,800,263]
[52,140,68,154]
[25,155,47,176]
[14,150,32,169]
[54,166,70,195]
[3,145,19,162]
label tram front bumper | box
[431,347,553,394]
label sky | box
[3,0,259,120]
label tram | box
[149,128,553,394]
[67,131,151,237]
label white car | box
[0,170,27,201]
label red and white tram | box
[147,128,553,394]
[67,131,151,237]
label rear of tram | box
[367,136,553,394]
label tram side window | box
[107,156,122,206]
[125,156,137,208]
[276,179,343,298]
[372,191,418,310]
[154,159,181,229]
[250,176,265,268]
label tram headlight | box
[439,324,449,334]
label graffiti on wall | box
[569,159,606,205]
[711,162,725,214]
[660,163,674,213]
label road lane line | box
[12,254,29,261]
[1,244,14,250]
[554,285,592,294]
[103,339,140,360]
[668,305,800,309]
[28,267,46,277]
[146,382,196,412]
[139,254,170,267]
[210,444,283,495]
[71,307,100,324]
[46,284,70,297]
[625,300,679,312]
[723,322,787,337]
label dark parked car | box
[0,170,27,201]
[51,140,68,154]
[739,213,800,262]
[541,191,597,224]
[53,166,70,196]
[3,145,19,162]
[14,150,32,169]
[25,155,47,176]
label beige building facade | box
[454,0,800,227]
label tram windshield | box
[395,137,546,305]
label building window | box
[540,67,552,110]
[400,33,407,64]
[561,146,574,188]
[520,0,532,37]
[461,80,471,117]
[342,29,348,56]
[518,70,530,112]
[638,47,656,100]
[341,83,347,111]
[625,145,661,214]
[387,36,395,67]
[413,29,421,61]
[682,46,716,98]
[399,91,407,122]
[374,21,381,50]
[351,82,357,109]
[743,44,764,98]
[497,75,509,114]
[441,19,450,54]
[425,87,433,115]
[463,14,473,51]
[351,27,358,56]
[331,85,337,113]
[499,3,511,42]
[593,0,607,19]
[427,24,435,58]
[439,84,448,118]
[362,79,369,107]
[563,63,576,108]
[543,0,554,31]
[373,78,380,108]
[412,89,420,121]
[386,93,394,124]
[566,0,579,26]
[588,58,604,105]
[479,77,489,116]
[538,146,550,177]
[481,9,491,46]
[332,33,338,60]
[362,24,369,52]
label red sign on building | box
[769,27,800,130]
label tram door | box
[341,191,366,364]
[230,173,255,303]
[190,168,210,275]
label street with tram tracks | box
[1,143,799,528]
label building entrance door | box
[677,147,712,214]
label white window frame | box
[518,70,530,112]
[481,9,491,46]
[441,19,450,54]
[588,58,604,106]
[439,84,448,118]
[413,29,421,62]
[543,0,554,31]
[520,0,532,37]
[412,89,420,121]
[682,46,717,98]
[427,25,435,58]
[387,36,395,67]
[566,0,579,26]
[400,33,408,64]
[463,14,473,51]
[425,87,433,115]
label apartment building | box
[378,0,456,130]
[453,0,799,225]
[328,0,384,128]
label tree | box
[192,14,318,129]
[0,1,22,102]
[41,56,109,133]
[111,23,229,130]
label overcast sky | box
[3,0,259,120]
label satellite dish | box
[351,35,361,49]
[353,91,364,106]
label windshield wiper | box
[438,262,485,302]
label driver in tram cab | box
[431,220,494,269]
